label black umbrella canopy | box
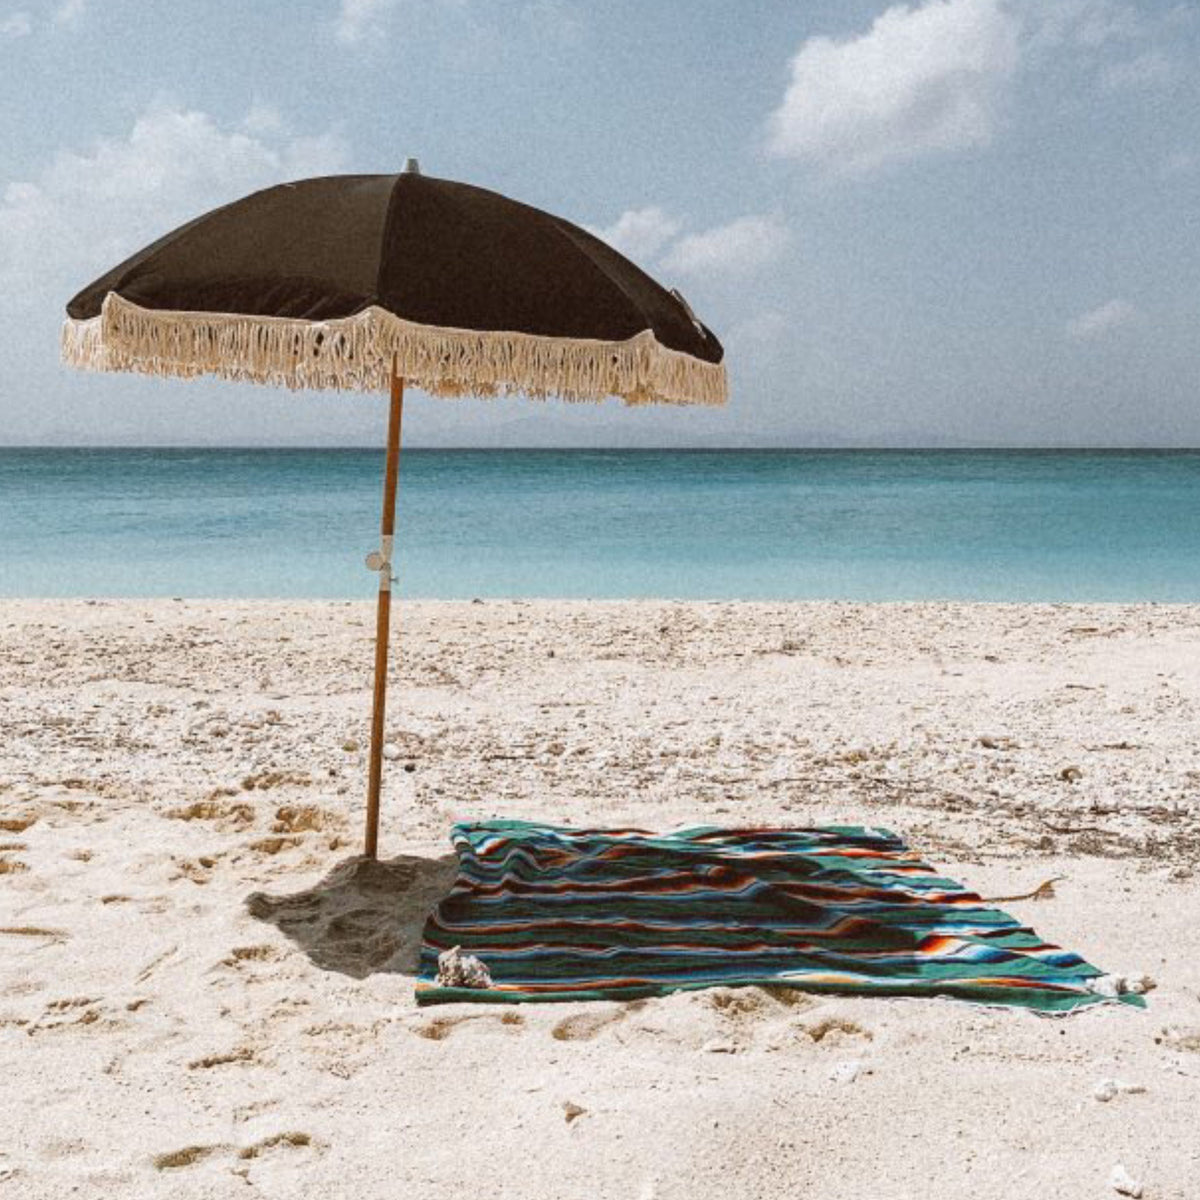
[63,166,727,407]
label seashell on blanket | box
[436,946,492,990]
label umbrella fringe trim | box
[61,294,727,408]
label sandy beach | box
[2,599,1198,1199]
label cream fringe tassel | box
[61,293,727,408]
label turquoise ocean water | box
[1,449,1198,600]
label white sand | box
[1,599,1198,1199]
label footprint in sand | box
[705,986,816,1020]
[1159,1026,1200,1053]
[28,996,117,1035]
[237,1131,313,1160]
[248,835,303,857]
[414,1011,525,1041]
[232,1099,279,1124]
[799,1015,874,1045]
[153,1144,226,1171]
[676,987,819,1051]
[45,996,98,1010]
[188,1046,259,1070]
[153,1132,315,1172]
[551,1005,630,1042]
[208,945,294,993]
[100,894,169,914]
[170,856,220,885]
[241,771,312,792]
[165,798,255,831]
[0,927,67,946]
[296,1018,387,1079]
[271,805,334,834]
[221,945,284,967]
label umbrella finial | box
[402,157,421,175]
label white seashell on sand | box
[435,945,492,989]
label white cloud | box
[335,0,400,44]
[587,206,681,263]
[0,105,347,294]
[1065,299,1138,340]
[53,0,87,28]
[1024,0,1143,50]
[1100,49,1175,91]
[661,214,790,277]
[1,11,32,38]
[1021,1,1185,97]
[2,1,89,40]
[589,208,789,279]
[767,0,1021,175]
[241,102,287,136]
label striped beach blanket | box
[416,821,1141,1013]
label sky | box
[0,0,1197,448]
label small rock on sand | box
[1110,1163,1143,1197]
[828,1060,862,1085]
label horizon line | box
[2,443,1199,453]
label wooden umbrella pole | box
[364,359,405,858]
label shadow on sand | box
[245,852,458,979]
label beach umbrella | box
[61,159,727,858]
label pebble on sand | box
[1110,1163,1143,1197]
[1094,1079,1147,1103]
[828,1060,862,1085]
